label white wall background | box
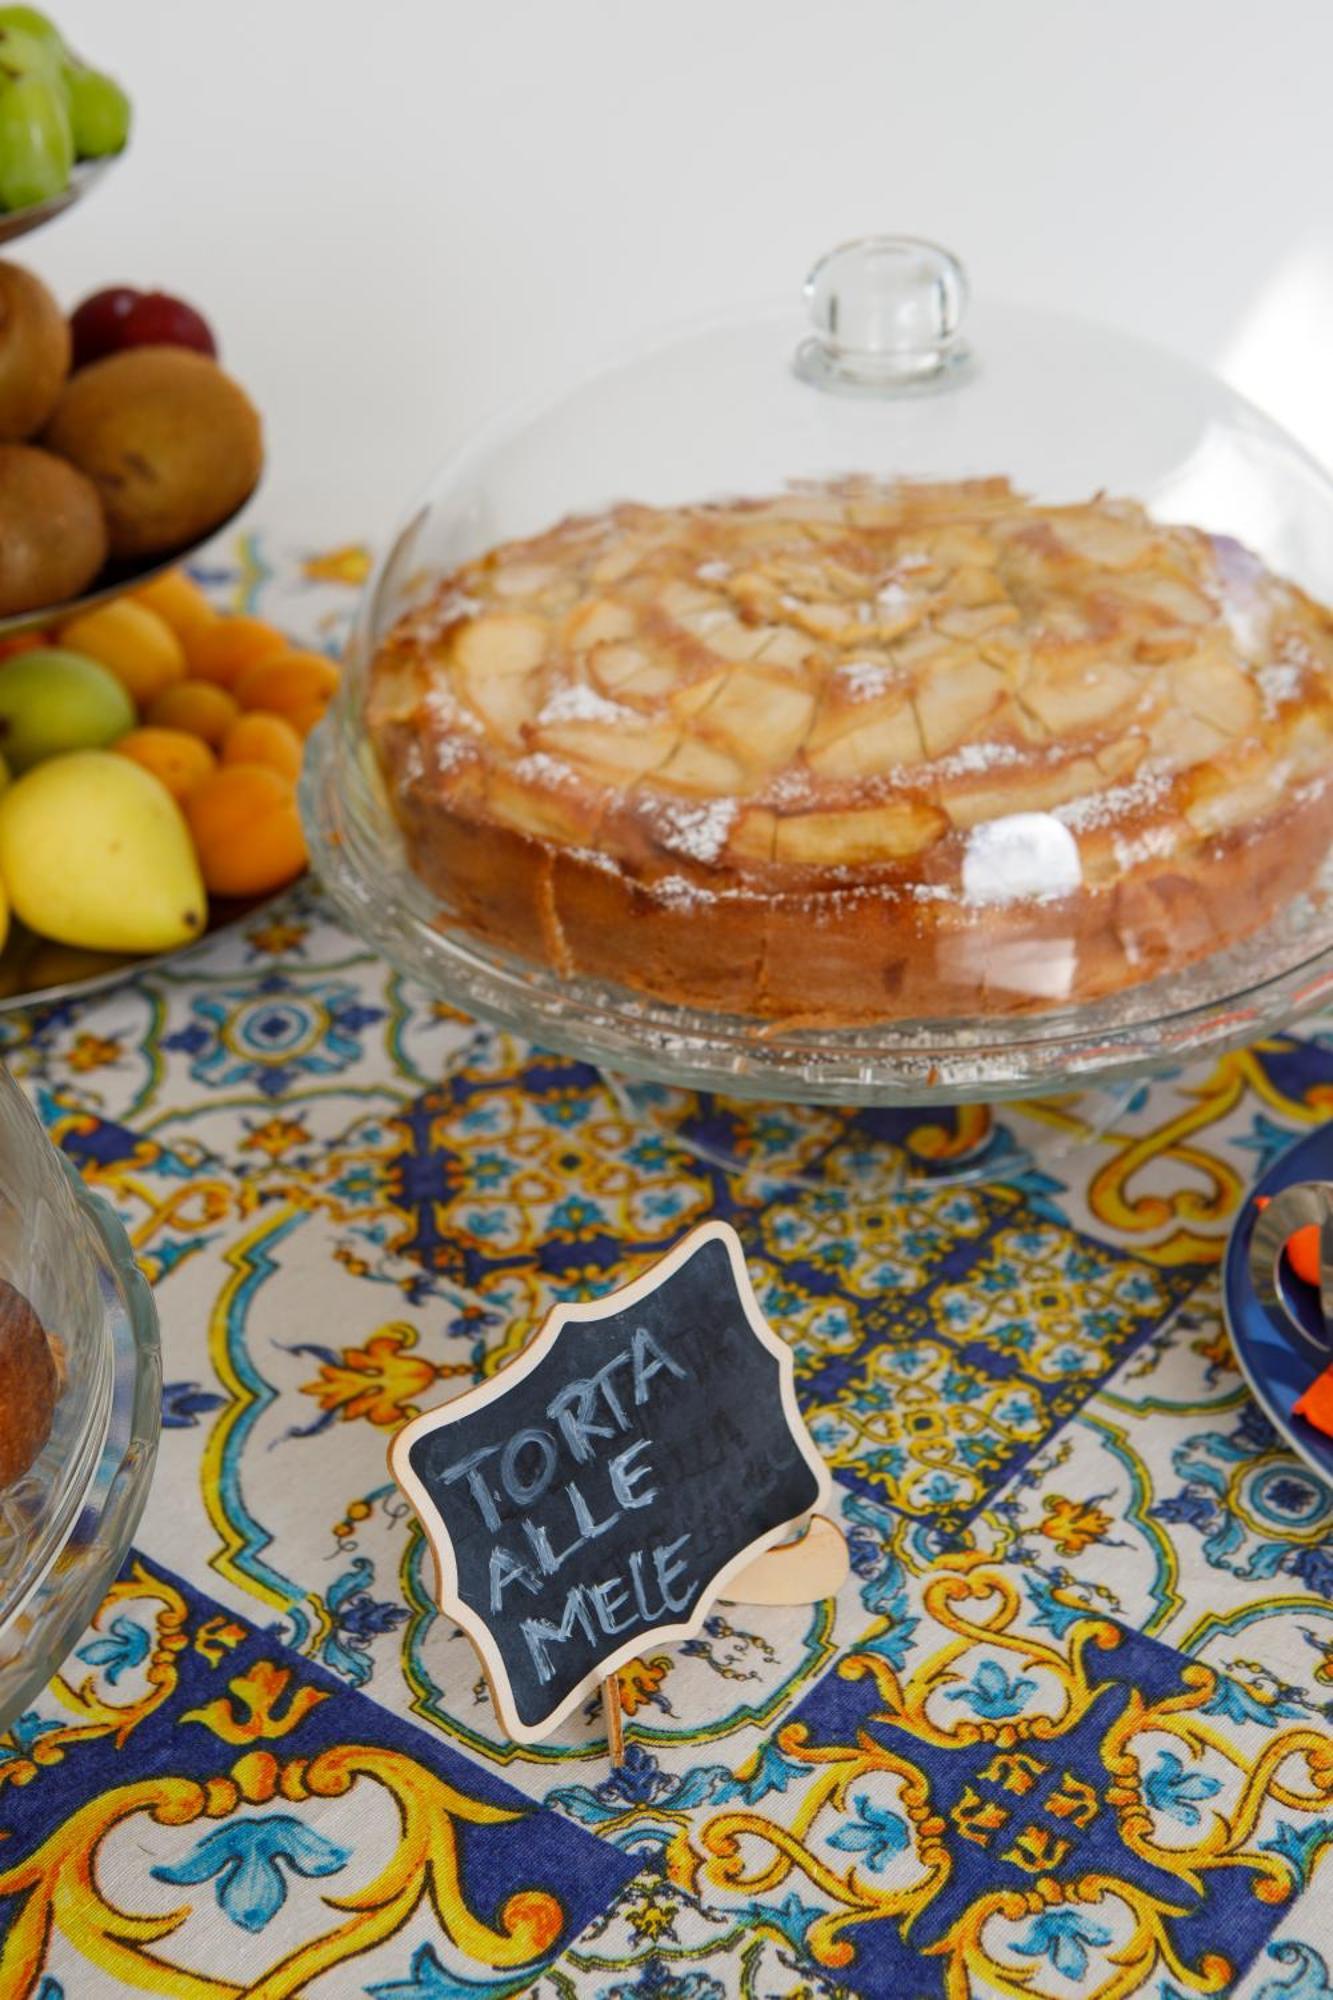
[33,0,1333,545]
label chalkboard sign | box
[390,1220,831,1744]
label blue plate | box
[1223,1122,1333,1485]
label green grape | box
[65,64,129,157]
[0,70,71,209]
[0,8,64,66]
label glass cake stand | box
[302,234,1333,1116]
[304,724,1333,1108]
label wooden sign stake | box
[721,1511,850,1606]
[602,1673,625,1766]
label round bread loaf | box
[0,1275,56,1488]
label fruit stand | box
[0,10,319,1011]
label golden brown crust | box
[368,478,1333,1021]
[0,1276,56,1488]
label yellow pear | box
[0,866,8,957]
[0,750,206,953]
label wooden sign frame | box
[389,1219,832,1746]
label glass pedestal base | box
[602,1073,1143,1196]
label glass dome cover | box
[303,236,1333,1103]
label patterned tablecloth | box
[1,537,1332,2000]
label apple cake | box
[365,477,1333,1022]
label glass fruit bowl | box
[0,1062,160,1725]
[302,236,1333,1105]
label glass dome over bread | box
[0,1062,160,1723]
[303,236,1333,1102]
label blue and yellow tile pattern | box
[1,540,1331,1997]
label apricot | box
[233,649,338,735]
[185,763,307,897]
[133,569,218,645]
[185,615,288,689]
[59,599,186,709]
[115,726,217,803]
[145,679,239,747]
[220,710,303,782]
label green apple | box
[0,648,135,770]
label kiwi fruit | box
[0,261,70,442]
[43,345,262,561]
[0,444,107,614]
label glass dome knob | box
[796,235,971,395]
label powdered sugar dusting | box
[643,794,738,865]
[1259,631,1319,718]
[434,589,483,624]
[652,873,713,910]
[932,740,1026,779]
[1054,769,1171,833]
[763,766,816,808]
[422,683,473,732]
[563,845,620,876]
[836,658,897,702]
[425,732,475,778]
[1257,658,1304,718]
[1111,823,1178,871]
[512,751,582,790]
[537,682,632,726]
[400,590,483,647]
